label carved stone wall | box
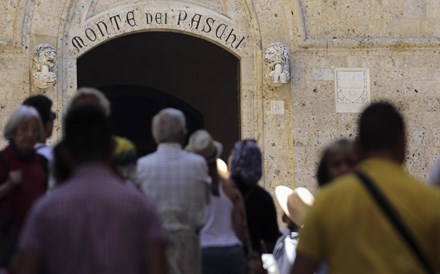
[0,0,439,196]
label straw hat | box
[216,158,230,179]
[275,186,314,226]
[186,129,223,163]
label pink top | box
[19,163,166,274]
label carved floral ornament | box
[32,44,57,90]
[264,42,290,87]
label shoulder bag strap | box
[355,170,435,274]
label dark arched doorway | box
[77,32,240,158]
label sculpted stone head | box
[32,43,57,89]
[264,42,290,86]
[34,44,57,69]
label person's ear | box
[179,129,187,145]
[107,139,117,163]
[44,121,53,136]
[396,133,407,164]
[282,213,289,224]
[61,146,76,169]
[353,137,365,163]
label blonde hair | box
[68,87,111,116]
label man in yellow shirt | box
[291,102,440,274]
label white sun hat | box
[186,129,223,164]
[275,185,314,226]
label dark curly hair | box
[316,138,352,187]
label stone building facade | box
[1,0,440,193]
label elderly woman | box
[316,138,356,187]
[0,105,48,268]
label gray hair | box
[68,87,111,116]
[4,105,44,141]
[152,108,186,143]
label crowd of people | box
[0,87,439,274]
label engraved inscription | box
[71,9,246,53]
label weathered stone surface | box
[0,0,19,43]
[0,0,440,203]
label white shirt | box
[35,142,55,190]
[273,231,298,274]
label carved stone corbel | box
[264,42,290,87]
[32,43,57,90]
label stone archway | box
[59,1,263,142]
[9,0,296,191]
[48,0,294,190]
[76,31,240,158]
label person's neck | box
[363,151,404,165]
[159,142,181,148]
[40,130,52,143]
[288,223,299,233]
[10,141,34,159]
[232,176,251,195]
[72,159,111,169]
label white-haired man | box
[137,108,210,274]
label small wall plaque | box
[335,68,370,113]
[270,100,285,114]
